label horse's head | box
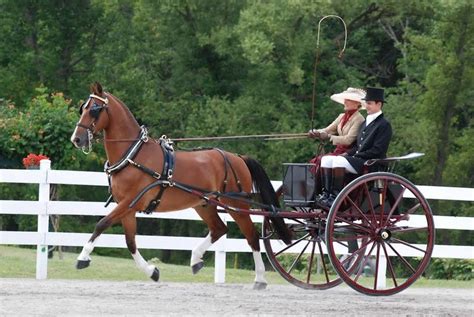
[70,82,110,153]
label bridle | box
[76,94,109,154]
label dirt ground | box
[0,278,472,316]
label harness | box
[104,127,176,214]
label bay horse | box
[70,82,291,289]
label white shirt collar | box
[366,111,382,126]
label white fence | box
[1,160,473,282]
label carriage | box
[71,83,434,297]
[263,151,434,296]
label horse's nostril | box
[74,137,81,144]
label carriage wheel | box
[262,188,365,290]
[325,172,435,296]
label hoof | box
[151,268,160,282]
[253,282,267,290]
[76,259,90,270]
[192,261,204,275]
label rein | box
[99,132,308,144]
[171,133,308,142]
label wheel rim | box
[263,214,364,290]
[325,172,435,296]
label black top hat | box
[362,87,384,102]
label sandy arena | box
[0,278,473,316]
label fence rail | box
[1,160,473,282]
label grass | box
[1,245,472,289]
[0,245,287,284]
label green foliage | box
[0,87,101,170]
[427,259,473,281]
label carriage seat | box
[282,153,424,208]
[363,152,425,173]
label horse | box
[70,82,292,289]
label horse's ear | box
[90,82,103,95]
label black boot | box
[324,167,346,207]
[316,168,332,208]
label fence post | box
[376,254,387,289]
[214,217,227,283]
[36,159,51,280]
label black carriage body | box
[282,163,318,207]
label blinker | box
[89,102,104,119]
[78,98,105,119]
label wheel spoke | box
[346,195,377,230]
[317,240,330,283]
[288,240,311,274]
[340,238,374,267]
[403,202,421,216]
[363,183,378,225]
[379,179,388,224]
[354,241,377,282]
[390,237,427,254]
[291,218,307,226]
[333,234,369,242]
[334,215,372,234]
[390,226,428,234]
[275,233,310,256]
[306,240,317,283]
[383,187,406,227]
[381,241,398,287]
[386,241,417,274]
[335,239,349,249]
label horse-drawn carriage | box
[264,151,434,296]
[71,83,434,297]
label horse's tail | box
[241,156,292,245]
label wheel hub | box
[379,229,391,241]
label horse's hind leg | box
[191,205,228,274]
[229,212,267,290]
[122,213,160,281]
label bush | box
[426,259,473,280]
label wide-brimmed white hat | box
[330,87,366,108]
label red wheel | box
[325,172,435,296]
[262,188,365,290]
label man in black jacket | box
[317,87,392,208]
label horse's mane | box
[107,93,140,127]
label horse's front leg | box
[76,202,129,269]
[122,213,160,281]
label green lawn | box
[0,245,288,284]
[0,245,472,289]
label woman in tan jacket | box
[309,87,366,154]
[308,87,366,205]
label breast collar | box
[104,125,149,175]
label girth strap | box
[141,136,175,214]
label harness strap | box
[105,126,149,175]
[214,149,229,192]
[127,159,162,179]
[215,148,243,193]
[142,186,166,214]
